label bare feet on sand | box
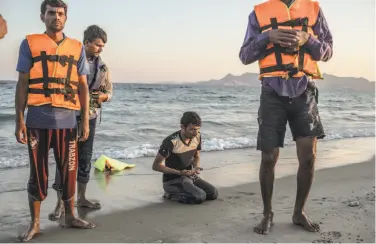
[254,212,274,235]
[17,223,40,242]
[292,212,320,232]
[48,201,65,221]
[77,199,101,209]
[62,217,96,229]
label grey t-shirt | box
[16,35,90,129]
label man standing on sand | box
[14,0,95,242]
[152,112,218,204]
[239,0,333,235]
[50,25,113,218]
[0,14,7,39]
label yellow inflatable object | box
[94,155,136,172]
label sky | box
[0,0,375,83]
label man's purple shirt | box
[239,8,333,98]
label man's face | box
[182,124,200,139]
[41,5,66,33]
[85,38,105,57]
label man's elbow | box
[152,163,161,172]
[239,52,256,65]
[152,164,157,171]
[322,51,334,62]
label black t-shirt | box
[158,131,202,183]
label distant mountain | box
[195,73,375,92]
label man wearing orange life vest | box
[239,0,333,235]
[14,0,95,242]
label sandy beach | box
[0,137,374,243]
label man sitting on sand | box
[152,112,218,204]
[239,0,333,236]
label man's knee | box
[193,190,207,204]
[296,137,317,170]
[206,187,218,200]
[261,148,279,170]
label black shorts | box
[256,82,325,152]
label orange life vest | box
[254,0,322,80]
[26,33,82,110]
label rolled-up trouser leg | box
[26,128,52,201]
[52,128,78,201]
[77,117,97,184]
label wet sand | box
[0,137,374,243]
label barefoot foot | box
[292,212,320,232]
[17,223,41,242]
[62,217,95,229]
[254,212,274,235]
[77,199,101,209]
[48,201,64,222]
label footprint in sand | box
[236,191,256,196]
[312,231,342,243]
[226,196,241,200]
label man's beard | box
[48,25,64,33]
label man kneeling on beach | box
[152,112,218,204]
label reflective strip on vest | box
[254,0,323,80]
[26,34,82,110]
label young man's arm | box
[239,11,270,65]
[301,8,333,62]
[99,67,113,102]
[77,45,90,141]
[192,135,202,174]
[14,39,32,144]
[15,72,29,144]
[152,139,191,176]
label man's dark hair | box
[41,0,68,15]
[83,25,107,44]
[180,112,201,127]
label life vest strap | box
[298,24,309,71]
[29,77,79,87]
[28,88,78,95]
[260,63,299,78]
[264,46,299,57]
[40,51,50,97]
[270,18,284,69]
[64,55,76,104]
[260,17,309,31]
[32,54,78,67]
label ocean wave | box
[0,129,374,169]
[0,114,15,122]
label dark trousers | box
[53,117,97,191]
[77,117,97,184]
[27,128,78,201]
[163,175,218,204]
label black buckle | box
[64,86,76,104]
[43,88,52,97]
[301,17,309,27]
[58,56,69,67]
